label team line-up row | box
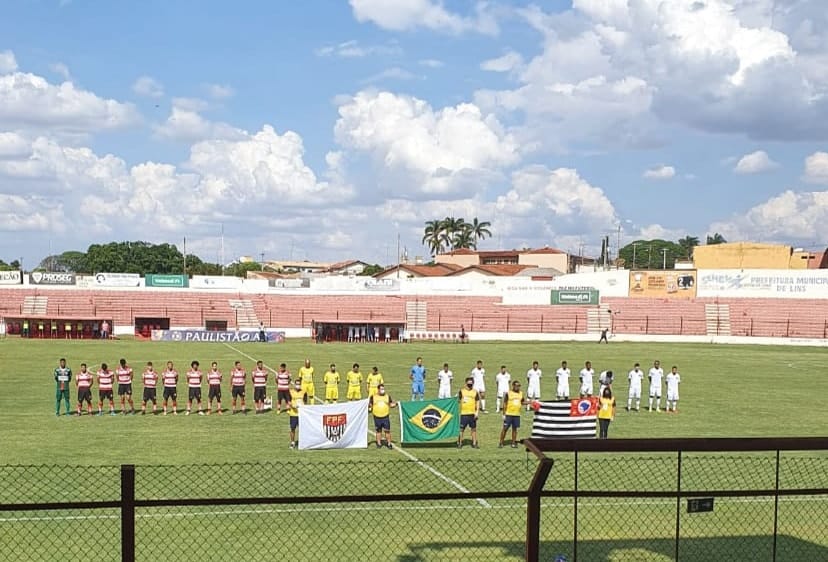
[52,356,682,417]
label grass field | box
[0,337,826,561]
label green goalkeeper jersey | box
[54,367,72,389]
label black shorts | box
[99,389,114,401]
[460,414,477,429]
[208,386,221,401]
[232,385,245,399]
[253,387,266,402]
[374,416,391,431]
[78,389,92,403]
[163,387,177,401]
[143,388,157,403]
[289,416,299,430]
[118,384,132,396]
[502,415,520,430]
[188,388,202,401]
[277,389,291,402]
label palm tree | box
[422,219,445,255]
[468,217,492,245]
[706,233,727,245]
[440,217,467,251]
[677,235,700,259]
[452,227,476,250]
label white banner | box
[0,270,22,285]
[696,269,828,299]
[94,272,141,287]
[298,399,369,450]
[191,275,243,290]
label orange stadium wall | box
[693,243,794,269]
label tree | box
[440,216,467,251]
[676,236,700,260]
[422,219,445,255]
[468,217,492,245]
[706,233,727,245]
[359,264,384,276]
[37,251,88,273]
[452,227,476,250]
[421,216,492,254]
[619,239,684,270]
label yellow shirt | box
[288,389,306,417]
[504,390,524,416]
[323,371,339,387]
[459,388,478,415]
[346,370,362,387]
[598,397,615,420]
[371,393,391,418]
[366,372,384,391]
[298,366,315,383]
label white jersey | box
[649,367,664,395]
[579,368,594,395]
[526,368,542,398]
[437,369,453,399]
[628,369,644,389]
[666,372,680,400]
[555,367,570,396]
[471,367,486,392]
[495,371,511,396]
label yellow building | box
[693,242,815,270]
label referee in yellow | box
[499,380,527,448]
[368,383,396,449]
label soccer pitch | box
[0,338,825,561]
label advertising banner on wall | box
[0,270,23,285]
[145,274,189,288]
[94,273,141,287]
[190,275,243,290]
[696,269,828,299]
[29,272,77,286]
[268,278,310,289]
[629,270,697,299]
[363,278,400,291]
[151,329,286,343]
[550,288,599,305]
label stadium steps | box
[586,305,611,334]
[22,296,48,315]
[406,301,427,331]
[228,299,259,328]
[705,303,731,336]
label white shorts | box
[628,386,641,399]
[649,386,661,398]
[496,390,508,399]
[438,386,452,399]
[667,389,679,401]
[527,382,541,398]
[556,383,570,397]
[580,382,593,396]
[473,382,485,394]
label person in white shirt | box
[525,361,542,410]
[494,365,511,413]
[471,360,487,412]
[648,360,664,412]
[437,363,453,399]
[598,370,614,397]
[579,361,594,397]
[555,361,571,400]
[627,363,644,412]
[665,365,681,412]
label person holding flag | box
[499,380,527,448]
[76,363,94,416]
[54,358,72,416]
[457,377,480,449]
[323,363,340,403]
[287,379,307,449]
[597,387,616,439]
[410,356,426,401]
[368,383,396,449]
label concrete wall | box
[693,243,793,269]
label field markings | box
[222,343,491,508]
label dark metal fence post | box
[772,449,780,562]
[121,464,136,562]
[675,450,682,561]
[573,451,579,562]
[525,457,555,562]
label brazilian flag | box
[399,398,460,443]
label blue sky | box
[1,0,828,268]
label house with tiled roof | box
[435,246,569,272]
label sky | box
[2,0,828,269]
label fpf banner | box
[399,397,460,443]
[298,400,369,450]
[151,330,285,343]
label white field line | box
[222,343,491,507]
[1,495,825,523]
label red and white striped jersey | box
[207,369,222,386]
[116,366,133,384]
[143,370,158,387]
[187,370,202,388]
[162,370,178,388]
[230,368,246,386]
[77,371,94,389]
[276,370,291,390]
[98,370,114,390]
[252,368,268,387]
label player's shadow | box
[395,534,828,561]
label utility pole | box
[183,237,187,274]
[662,248,668,269]
[632,242,639,269]
[616,223,621,265]
[260,252,265,271]
[396,232,401,279]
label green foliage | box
[619,239,684,269]
[421,216,492,255]
[706,232,727,245]
[677,235,700,259]
[224,261,263,277]
[359,263,384,276]
[37,250,88,273]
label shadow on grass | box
[395,534,828,561]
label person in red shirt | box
[162,361,179,416]
[76,363,94,416]
[186,360,204,416]
[230,360,247,414]
[97,363,116,416]
[206,361,222,415]
[116,358,135,415]
[251,360,268,414]
[275,363,292,414]
[141,361,159,415]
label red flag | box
[569,397,598,417]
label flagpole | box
[183,236,187,274]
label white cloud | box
[734,150,778,174]
[153,98,243,143]
[418,59,444,68]
[803,151,828,185]
[480,51,523,73]
[643,165,676,180]
[361,67,418,83]
[349,0,498,35]
[0,50,17,73]
[204,83,235,99]
[132,75,164,98]
[314,40,402,58]
[49,63,71,81]
[0,132,31,159]
[334,90,519,196]
[637,223,686,241]
[0,72,139,134]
